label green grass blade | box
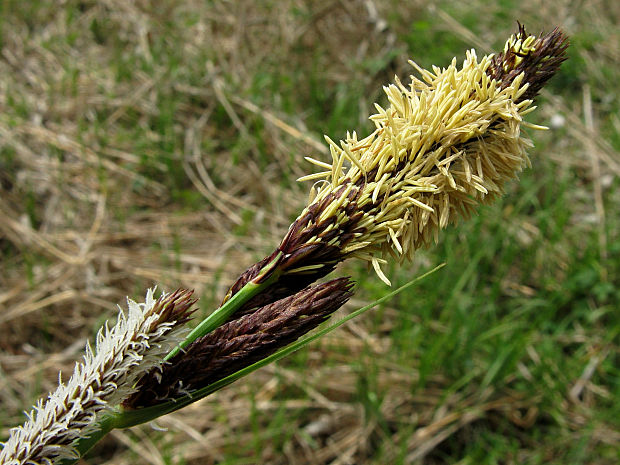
[116,263,445,428]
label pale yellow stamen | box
[299,43,537,284]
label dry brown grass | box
[1,1,618,464]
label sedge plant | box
[0,24,568,465]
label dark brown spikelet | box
[150,288,197,328]
[124,277,354,408]
[488,23,569,102]
[221,181,366,315]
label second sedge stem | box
[165,252,283,360]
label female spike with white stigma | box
[0,289,195,465]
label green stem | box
[165,252,282,360]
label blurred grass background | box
[0,1,618,464]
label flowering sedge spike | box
[224,25,568,301]
[0,289,195,465]
[124,278,354,408]
[0,24,569,465]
